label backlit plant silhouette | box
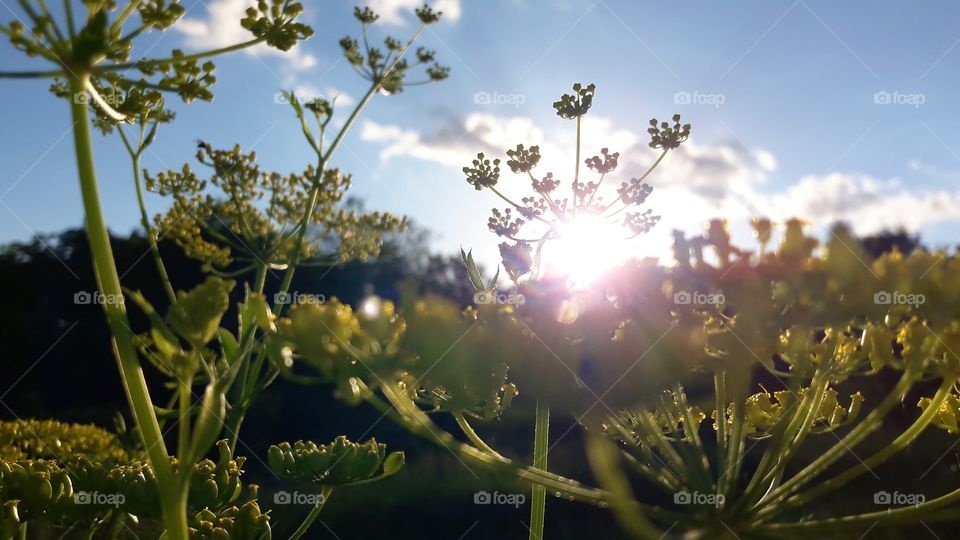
[0,2,446,538]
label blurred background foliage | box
[0,219,951,539]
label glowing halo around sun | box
[539,214,638,287]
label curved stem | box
[373,383,610,505]
[757,370,919,510]
[453,411,507,460]
[288,486,334,540]
[755,484,960,532]
[762,376,956,520]
[529,401,550,540]
[69,74,182,540]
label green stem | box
[763,376,956,519]
[68,74,182,540]
[123,133,176,304]
[714,371,728,492]
[375,384,608,505]
[453,412,507,460]
[758,370,919,509]
[99,39,265,72]
[529,401,549,540]
[755,484,960,532]
[755,369,831,495]
[288,486,334,540]
[573,116,581,216]
[177,375,193,463]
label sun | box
[540,214,637,286]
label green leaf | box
[217,328,240,365]
[381,451,405,477]
[460,247,485,292]
[124,288,180,359]
[168,277,236,348]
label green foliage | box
[0,419,128,463]
[267,437,404,486]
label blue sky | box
[3,0,960,268]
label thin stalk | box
[573,116,581,216]
[759,370,919,509]
[529,401,549,540]
[288,486,334,540]
[120,129,177,303]
[68,74,182,540]
[754,370,831,494]
[762,376,956,519]
[99,39,264,72]
[177,376,192,462]
[723,396,746,500]
[755,484,960,532]
[453,411,507,460]
[714,371,728,492]
[0,68,66,78]
[674,385,713,490]
[374,383,610,505]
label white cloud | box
[176,0,317,71]
[367,0,462,25]
[291,84,356,108]
[360,112,960,257]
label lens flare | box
[542,214,634,286]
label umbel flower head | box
[462,82,691,282]
[145,142,406,273]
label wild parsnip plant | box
[0,2,446,539]
[270,86,960,539]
